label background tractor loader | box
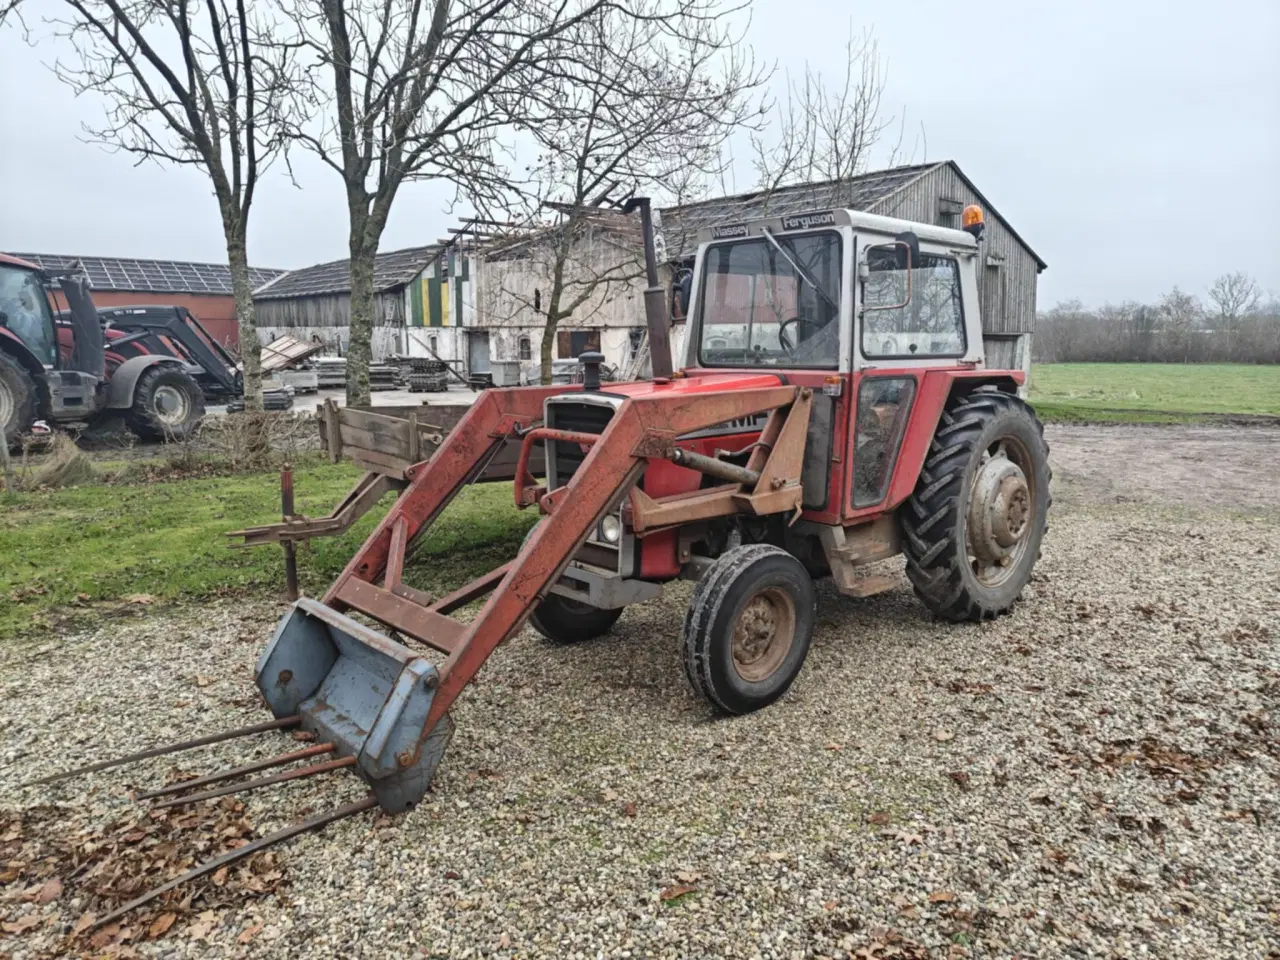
[0,253,206,445]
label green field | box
[1028,363,1280,423]
[0,464,534,639]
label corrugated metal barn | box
[6,252,282,348]
[658,161,1046,375]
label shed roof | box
[5,252,284,294]
[657,161,1045,269]
[255,245,442,300]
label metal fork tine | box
[150,756,357,809]
[135,743,337,801]
[90,795,379,931]
[24,716,302,787]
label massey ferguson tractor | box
[0,253,206,445]
[37,201,1051,926]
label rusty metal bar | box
[24,716,301,787]
[281,464,299,601]
[671,447,760,486]
[135,743,337,801]
[384,515,408,590]
[150,756,357,809]
[428,562,511,615]
[335,578,465,653]
[91,795,379,930]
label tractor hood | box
[594,372,785,401]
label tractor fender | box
[104,355,185,410]
[874,370,1023,516]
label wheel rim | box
[0,378,13,431]
[152,384,191,426]
[731,587,797,683]
[966,435,1035,588]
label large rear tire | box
[126,365,205,442]
[682,544,816,715]
[901,389,1051,621]
[0,352,38,447]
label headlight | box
[598,514,622,544]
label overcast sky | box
[2,0,1277,307]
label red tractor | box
[41,201,1052,915]
[0,254,206,445]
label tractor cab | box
[683,207,986,375]
[0,256,60,367]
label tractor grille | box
[545,400,615,489]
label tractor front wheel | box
[0,352,38,447]
[682,544,816,715]
[530,594,623,645]
[901,389,1051,621]
[127,365,205,442]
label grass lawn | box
[1028,363,1280,423]
[0,463,535,639]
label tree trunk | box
[539,316,558,385]
[346,247,375,407]
[225,230,263,412]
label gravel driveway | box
[2,425,1277,959]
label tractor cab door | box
[845,233,975,515]
[0,262,58,367]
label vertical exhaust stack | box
[624,197,673,379]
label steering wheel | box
[777,316,806,354]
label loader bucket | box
[255,597,454,812]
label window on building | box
[937,197,964,228]
[556,329,601,358]
[429,335,438,354]
[518,336,532,360]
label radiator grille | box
[545,401,614,488]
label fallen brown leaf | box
[211,866,229,886]
[125,594,155,605]
[35,876,62,904]
[194,675,214,688]
[824,742,844,752]
[623,801,637,818]
[72,912,96,937]
[867,812,892,826]
[2,914,41,934]
[237,924,263,944]
[148,912,177,939]
[934,728,955,742]
[929,891,956,903]
[675,870,702,884]
[659,883,696,902]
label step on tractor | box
[0,254,206,445]
[35,200,1051,927]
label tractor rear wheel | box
[901,389,1051,621]
[0,352,38,447]
[682,544,816,715]
[126,365,205,441]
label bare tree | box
[750,25,894,201]
[1209,272,1261,330]
[25,0,297,412]
[276,0,691,405]
[485,1,760,383]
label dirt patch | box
[1046,423,1280,511]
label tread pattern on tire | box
[126,365,206,441]
[900,389,1052,622]
[681,543,802,714]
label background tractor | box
[0,254,206,445]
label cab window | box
[0,264,57,365]
[860,251,965,359]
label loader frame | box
[309,380,810,745]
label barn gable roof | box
[657,161,1045,269]
[5,252,284,295]
[255,245,443,300]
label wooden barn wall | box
[869,167,1039,337]
[252,291,406,359]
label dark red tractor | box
[0,253,205,445]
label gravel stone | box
[1,424,1277,958]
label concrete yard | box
[1,424,1277,959]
